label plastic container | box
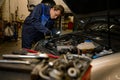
[77,40,95,54]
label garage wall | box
[1,0,71,22]
[2,0,30,22]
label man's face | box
[50,8,61,19]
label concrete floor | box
[0,38,22,57]
[0,37,120,80]
[0,38,32,80]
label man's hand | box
[44,30,53,38]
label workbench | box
[0,54,92,80]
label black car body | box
[73,16,120,52]
[34,0,120,57]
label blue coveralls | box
[22,3,55,49]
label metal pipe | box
[2,54,48,59]
[0,60,30,64]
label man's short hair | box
[52,5,64,15]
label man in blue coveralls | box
[22,3,64,49]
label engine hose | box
[39,65,50,80]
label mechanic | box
[22,3,64,49]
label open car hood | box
[63,0,120,17]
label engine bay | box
[34,32,113,59]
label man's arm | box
[25,4,49,33]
